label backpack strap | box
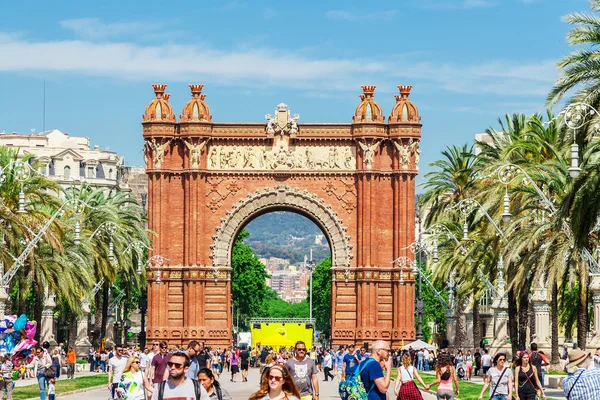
[193,379,202,400]
[216,384,223,400]
[158,381,166,400]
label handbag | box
[44,365,56,379]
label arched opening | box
[63,165,71,179]
[231,210,331,334]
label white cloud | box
[0,24,558,98]
[59,18,156,40]
[325,10,397,21]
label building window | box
[87,166,95,178]
[64,166,71,179]
[108,169,113,180]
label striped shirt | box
[562,368,600,399]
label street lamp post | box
[305,249,316,323]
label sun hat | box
[566,348,590,372]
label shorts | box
[483,366,490,375]
[241,363,249,371]
[231,365,239,374]
[213,363,221,372]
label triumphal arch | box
[142,83,422,347]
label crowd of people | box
[18,338,600,400]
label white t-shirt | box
[109,356,128,384]
[481,354,492,367]
[150,378,210,400]
[400,365,415,381]
[487,367,513,396]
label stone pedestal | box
[75,300,92,357]
[446,314,456,348]
[588,275,600,347]
[490,307,509,351]
[40,292,57,346]
[532,301,551,347]
[465,308,474,349]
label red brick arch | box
[143,84,421,347]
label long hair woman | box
[249,364,301,400]
[117,355,148,400]
[515,351,545,400]
[426,354,459,399]
[394,353,428,400]
[198,367,232,400]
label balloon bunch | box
[0,314,37,361]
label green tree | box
[232,230,272,329]
[311,257,331,335]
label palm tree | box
[547,0,600,108]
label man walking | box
[322,349,334,381]
[107,344,128,400]
[151,351,210,400]
[530,343,548,387]
[240,346,250,382]
[359,340,393,400]
[562,347,600,399]
[481,349,492,378]
[185,341,200,380]
[286,341,319,400]
[149,340,171,385]
[334,347,346,381]
[342,344,360,381]
[66,347,77,379]
[195,342,211,370]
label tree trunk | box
[33,278,43,343]
[551,281,560,367]
[472,298,481,350]
[577,264,588,350]
[93,289,103,347]
[508,289,518,355]
[518,291,529,351]
[101,284,109,340]
[529,300,536,343]
[68,311,77,349]
[455,297,467,350]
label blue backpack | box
[338,358,376,400]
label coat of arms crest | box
[265,103,299,137]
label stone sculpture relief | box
[409,138,420,169]
[206,144,356,171]
[265,103,299,136]
[358,140,381,169]
[148,138,172,168]
[184,139,209,168]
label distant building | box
[0,129,127,192]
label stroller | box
[456,362,467,380]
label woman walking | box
[230,351,239,383]
[197,367,232,400]
[514,351,545,400]
[249,365,300,400]
[117,355,148,400]
[30,347,53,400]
[394,353,428,400]
[426,354,459,399]
[478,353,513,400]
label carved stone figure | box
[344,147,353,169]
[409,139,421,168]
[358,140,381,169]
[184,139,208,168]
[143,143,150,167]
[290,114,300,135]
[394,140,411,169]
[264,104,300,136]
[149,138,172,168]
[265,113,276,134]
[209,147,218,168]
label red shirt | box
[151,352,172,384]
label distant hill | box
[244,211,331,265]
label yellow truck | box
[250,318,314,350]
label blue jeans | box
[37,374,48,400]
[417,359,423,371]
[541,369,545,388]
[491,395,508,400]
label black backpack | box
[157,379,204,400]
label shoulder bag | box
[489,367,507,399]
[566,369,585,400]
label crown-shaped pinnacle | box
[361,85,376,97]
[164,93,171,101]
[152,84,168,98]
[200,94,207,101]
[189,84,204,98]
[398,85,412,97]
[359,94,366,101]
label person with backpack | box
[478,353,513,400]
[530,343,548,388]
[394,353,427,400]
[357,340,393,400]
[151,352,209,400]
[197,367,232,400]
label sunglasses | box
[153,343,160,346]
[132,361,140,364]
[168,362,184,369]
[160,346,168,349]
[116,349,123,352]
[296,348,306,352]
[268,375,283,382]
[498,358,506,361]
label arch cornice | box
[210,185,353,275]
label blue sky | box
[0,0,587,187]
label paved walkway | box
[60,366,437,400]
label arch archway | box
[211,185,351,273]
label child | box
[48,378,56,400]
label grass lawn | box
[13,374,107,400]
[390,370,560,400]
